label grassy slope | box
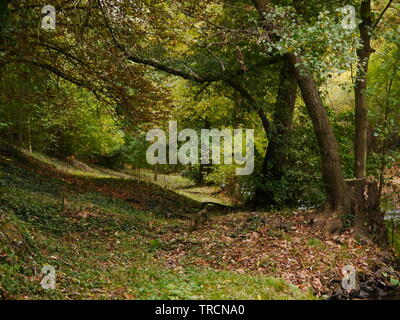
[0,148,313,300]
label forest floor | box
[0,148,399,299]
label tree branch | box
[97,0,278,83]
[372,0,394,31]
[226,79,270,134]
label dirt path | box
[126,169,232,206]
[119,169,399,296]
[3,151,398,299]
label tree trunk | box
[252,0,350,212]
[287,57,387,243]
[354,0,373,178]
[253,56,297,207]
[347,177,386,245]
[226,61,297,207]
[251,0,350,212]
[251,0,386,243]
[287,54,350,212]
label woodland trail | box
[1,150,399,299]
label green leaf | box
[390,278,399,286]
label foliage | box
[0,146,314,300]
[368,30,400,174]
[0,67,124,158]
[261,5,360,82]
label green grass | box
[127,168,230,205]
[308,238,325,249]
[128,169,195,189]
[0,149,314,300]
[128,267,315,300]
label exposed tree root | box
[313,177,387,245]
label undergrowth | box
[0,149,314,300]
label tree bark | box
[354,0,373,178]
[251,0,386,243]
[253,56,297,207]
[347,177,386,245]
[226,68,296,207]
[287,54,350,211]
[252,0,350,211]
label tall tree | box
[252,0,386,242]
[354,0,394,178]
[253,0,350,212]
[99,0,300,207]
[354,0,373,178]
[256,57,297,207]
[248,57,297,207]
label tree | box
[252,0,386,242]
[252,57,297,207]
[253,0,349,209]
[3,0,169,126]
[99,0,303,207]
[227,57,297,207]
[4,0,392,241]
[93,0,388,238]
[354,0,394,178]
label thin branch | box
[226,79,270,134]
[372,0,395,31]
[97,0,278,83]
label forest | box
[0,0,400,301]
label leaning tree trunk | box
[288,52,387,243]
[354,0,373,178]
[253,56,297,207]
[287,54,350,212]
[251,0,386,243]
[226,62,297,208]
[252,0,349,212]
